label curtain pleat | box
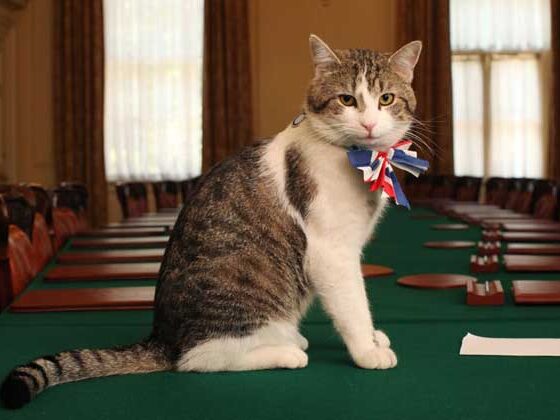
[396,0,454,175]
[53,0,107,227]
[549,0,560,180]
[202,0,253,171]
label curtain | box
[202,0,253,171]
[396,0,454,175]
[103,0,204,182]
[452,58,484,176]
[451,0,551,52]
[489,57,544,177]
[53,0,107,227]
[549,0,560,180]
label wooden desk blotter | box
[502,223,560,232]
[478,241,501,255]
[361,264,394,278]
[57,249,165,264]
[71,236,170,249]
[466,280,504,305]
[104,222,174,229]
[432,224,470,231]
[397,274,476,289]
[507,243,560,255]
[424,241,476,249]
[501,232,560,243]
[470,255,500,273]
[44,263,161,282]
[78,227,169,238]
[504,255,560,272]
[10,287,155,313]
[512,281,560,304]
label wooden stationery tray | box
[72,236,170,249]
[78,227,168,237]
[57,249,165,264]
[507,243,560,255]
[477,241,501,255]
[501,232,560,242]
[44,263,161,282]
[482,230,502,241]
[504,255,560,272]
[470,255,500,273]
[10,287,155,313]
[466,280,504,305]
[512,281,560,304]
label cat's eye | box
[338,94,357,107]
[379,93,395,106]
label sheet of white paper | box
[460,333,560,356]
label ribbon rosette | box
[347,140,429,209]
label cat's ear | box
[309,34,341,67]
[389,41,422,83]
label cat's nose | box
[361,123,376,134]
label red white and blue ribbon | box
[347,140,429,209]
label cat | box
[1,34,422,409]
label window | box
[103,0,204,182]
[450,0,551,178]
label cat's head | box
[304,35,422,151]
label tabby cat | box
[1,35,422,409]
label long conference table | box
[1,206,560,419]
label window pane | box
[488,56,544,178]
[452,57,484,177]
[104,0,204,182]
[450,0,550,52]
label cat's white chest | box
[304,141,387,251]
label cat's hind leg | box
[176,321,308,372]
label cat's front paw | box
[353,345,397,370]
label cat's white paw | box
[353,346,397,370]
[296,333,309,351]
[279,347,308,369]
[373,330,391,348]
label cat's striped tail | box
[0,340,171,409]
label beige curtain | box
[202,0,253,171]
[53,0,107,226]
[396,0,454,175]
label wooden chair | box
[28,184,55,267]
[455,177,482,202]
[152,181,179,211]
[52,186,86,249]
[180,176,202,204]
[116,183,149,219]
[532,181,558,220]
[504,179,528,210]
[59,182,89,231]
[0,193,37,310]
[430,175,454,199]
[485,177,511,207]
[512,179,536,214]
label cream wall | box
[249,0,397,138]
[0,0,55,185]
